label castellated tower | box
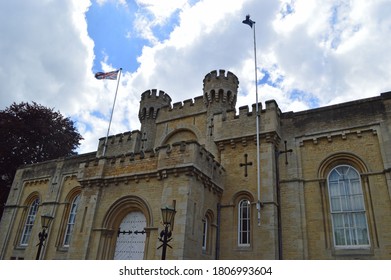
[138,89,172,151]
[203,69,238,113]
[203,69,239,154]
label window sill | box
[56,246,69,252]
[235,245,252,252]
[14,245,27,251]
[332,247,373,257]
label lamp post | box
[36,214,54,260]
[158,206,176,260]
[243,14,262,226]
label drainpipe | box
[215,203,221,260]
[275,149,283,260]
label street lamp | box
[243,14,262,226]
[158,206,176,260]
[36,214,54,260]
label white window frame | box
[238,199,251,246]
[327,165,370,249]
[20,198,40,246]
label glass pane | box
[334,229,345,246]
[333,214,344,227]
[350,179,361,194]
[329,170,339,182]
[339,166,349,176]
[331,197,341,212]
[344,213,354,227]
[346,228,353,245]
[329,182,339,197]
[357,228,369,245]
[347,167,358,180]
[351,195,364,211]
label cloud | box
[269,0,391,106]
[0,1,96,114]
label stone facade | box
[1,69,391,260]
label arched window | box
[202,217,208,251]
[201,210,214,255]
[20,198,40,246]
[63,194,80,247]
[327,165,370,247]
[238,199,251,246]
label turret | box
[138,89,172,151]
[203,69,239,157]
[203,69,238,113]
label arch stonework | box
[159,126,201,146]
[97,195,153,259]
[318,152,369,179]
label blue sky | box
[87,1,143,73]
[87,1,183,73]
[1,0,391,153]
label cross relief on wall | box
[239,153,253,177]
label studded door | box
[114,211,146,260]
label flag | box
[94,69,120,80]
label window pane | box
[334,229,345,246]
[331,197,341,211]
[351,194,364,211]
[333,213,344,227]
[350,179,361,194]
[341,195,350,211]
[329,182,340,197]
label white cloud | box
[135,0,188,23]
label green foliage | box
[0,102,83,188]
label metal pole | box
[252,21,262,226]
[161,225,168,260]
[102,68,122,157]
[35,228,46,260]
[243,15,261,226]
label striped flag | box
[94,69,120,80]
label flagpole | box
[253,21,262,227]
[243,15,262,226]
[102,68,122,157]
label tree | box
[0,102,83,219]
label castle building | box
[1,69,391,260]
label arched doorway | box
[99,195,153,260]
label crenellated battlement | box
[96,130,141,157]
[203,69,239,109]
[203,69,239,85]
[157,96,206,122]
[139,89,172,121]
[212,99,281,142]
[140,89,172,102]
